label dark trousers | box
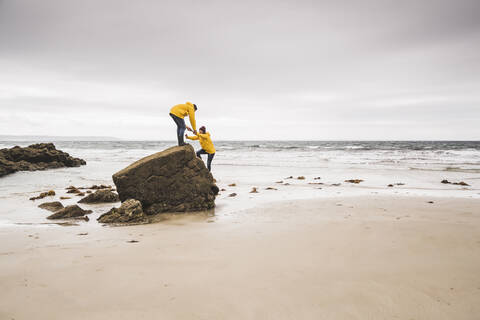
[170,113,186,146]
[196,149,215,172]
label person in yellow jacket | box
[185,126,216,172]
[169,102,197,146]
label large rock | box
[0,143,86,178]
[113,145,219,214]
[97,199,149,224]
[47,205,92,219]
[78,189,119,204]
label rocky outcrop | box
[112,145,219,214]
[97,199,149,224]
[38,201,64,212]
[0,143,86,177]
[47,205,92,219]
[78,189,119,204]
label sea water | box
[1,140,479,226]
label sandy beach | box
[1,195,479,319]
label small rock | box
[388,184,394,187]
[77,232,88,236]
[60,196,71,200]
[228,183,236,187]
[127,240,139,243]
[285,176,293,179]
[275,180,283,184]
[331,183,341,186]
[220,188,226,191]
[453,181,469,186]
[76,192,85,196]
[38,201,64,212]
[228,193,237,197]
[314,177,321,180]
[297,176,305,180]
[78,189,120,204]
[47,205,92,219]
[29,190,56,200]
[428,201,434,204]
[250,187,259,193]
[441,179,450,184]
[97,199,149,224]
[345,179,363,184]
[265,187,277,190]
[67,187,82,194]
[86,190,92,194]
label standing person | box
[169,102,197,146]
[185,126,216,172]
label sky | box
[0,0,479,140]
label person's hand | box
[193,130,198,135]
[186,126,192,132]
[185,134,188,138]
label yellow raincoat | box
[170,102,196,131]
[186,132,216,154]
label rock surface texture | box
[0,143,86,177]
[97,199,149,224]
[113,145,219,214]
[78,189,120,204]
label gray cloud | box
[0,0,479,140]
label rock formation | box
[0,143,86,177]
[47,205,92,219]
[112,145,218,214]
[78,189,119,204]
[97,199,148,224]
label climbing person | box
[169,102,197,146]
[185,126,216,172]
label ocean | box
[1,140,479,226]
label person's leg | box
[207,153,215,172]
[170,113,186,146]
[196,149,207,159]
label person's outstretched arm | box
[185,134,199,140]
[188,106,197,132]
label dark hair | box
[200,126,206,132]
[193,104,197,111]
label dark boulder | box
[47,205,92,219]
[112,145,218,214]
[38,201,64,212]
[78,189,120,204]
[97,199,149,224]
[0,143,86,178]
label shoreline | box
[1,195,479,319]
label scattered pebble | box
[228,183,236,187]
[388,184,394,187]
[250,187,259,193]
[127,240,139,243]
[228,193,237,197]
[297,176,305,180]
[331,183,341,186]
[220,188,226,191]
[77,232,88,236]
[314,177,321,180]
[428,201,434,204]
[265,187,278,190]
[60,196,71,200]
[275,180,283,184]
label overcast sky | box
[0,0,479,140]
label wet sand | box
[1,195,480,319]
